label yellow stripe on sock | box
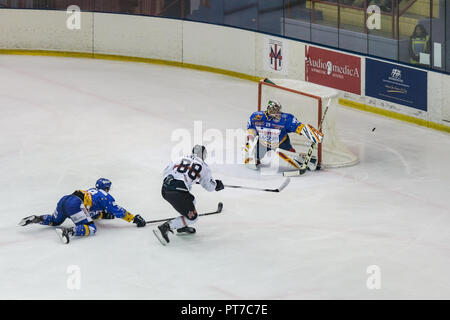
[84,225,90,237]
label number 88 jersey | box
[162,155,217,192]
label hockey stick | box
[283,102,330,177]
[224,177,290,193]
[145,202,223,224]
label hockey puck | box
[372,127,376,132]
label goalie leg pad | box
[276,148,318,171]
[243,136,260,170]
[244,157,260,170]
[275,148,304,169]
[277,151,301,169]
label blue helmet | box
[96,178,112,192]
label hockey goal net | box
[258,78,358,168]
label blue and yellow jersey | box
[247,111,304,149]
[85,188,133,222]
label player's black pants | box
[161,176,196,217]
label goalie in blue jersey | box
[18,178,146,244]
[244,100,324,171]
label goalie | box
[244,100,324,172]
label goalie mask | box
[192,145,207,161]
[267,100,282,121]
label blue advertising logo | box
[366,58,427,111]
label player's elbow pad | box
[122,211,134,222]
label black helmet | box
[192,145,207,161]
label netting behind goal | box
[258,78,358,168]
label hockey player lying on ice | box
[244,100,324,172]
[19,178,146,244]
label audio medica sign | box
[305,46,361,95]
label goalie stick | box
[224,177,290,193]
[145,202,223,224]
[283,102,330,177]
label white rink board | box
[254,33,306,81]
[0,9,449,127]
[93,13,183,62]
[182,21,256,76]
[0,9,94,52]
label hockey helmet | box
[192,145,207,161]
[96,178,112,192]
[267,100,282,120]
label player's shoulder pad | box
[97,191,115,204]
[281,112,295,120]
[201,160,210,170]
[193,156,208,167]
[250,111,265,121]
[284,112,301,124]
[106,193,115,202]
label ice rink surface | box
[0,55,449,300]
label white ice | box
[0,55,449,300]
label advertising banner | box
[366,58,428,111]
[305,46,361,95]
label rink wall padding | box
[93,13,183,63]
[0,9,94,53]
[0,9,449,133]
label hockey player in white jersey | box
[153,145,224,245]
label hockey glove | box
[297,124,324,144]
[215,180,224,191]
[133,214,146,227]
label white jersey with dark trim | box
[163,155,217,192]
